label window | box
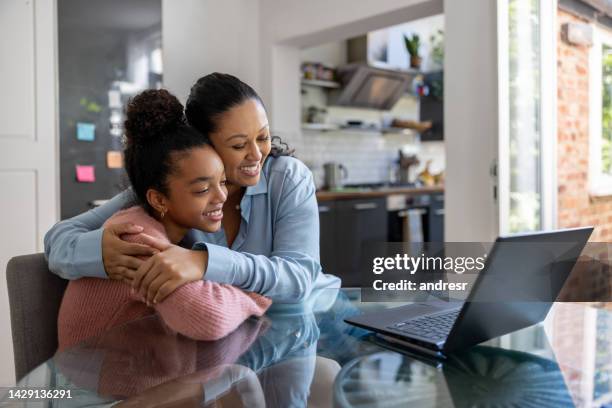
[507,0,543,232]
[590,26,612,196]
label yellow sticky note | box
[107,151,123,169]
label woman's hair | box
[124,89,210,213]
[185,72,293,157]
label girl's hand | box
[132,245,208,304]
[101,223,159,283]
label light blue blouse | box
[44,156,340,302]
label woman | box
[45,73,340,303]
[57,89,271,349]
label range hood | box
[331,36,414,110]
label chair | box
[6,253,68,382]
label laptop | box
[345,227,593,358]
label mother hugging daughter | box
[48,73,340,348]
[58,89,271,349]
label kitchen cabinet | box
[319,197,388,287]
[428,193,445,242]
[318,201,337,278]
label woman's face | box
[159,145,227,233]
[208,99,272,188]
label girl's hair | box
[124,89,210,214]
[185,72,293,157]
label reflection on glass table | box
[4,289,612,407]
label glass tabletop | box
[4,289,612,407]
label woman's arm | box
[132,159,337,304]
[151,281,271,341]
[44,190,145,280]
[200,168,323,303]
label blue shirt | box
[44,156,340,302]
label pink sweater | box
[57,206,271,350]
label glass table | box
[4,288,612,407]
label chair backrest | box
[6,254,68,382]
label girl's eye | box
[257,135,270,142]
[194,188,209,195]
[232,144,246,150]
[220,179,227,186]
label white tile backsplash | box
[284,128,445,189]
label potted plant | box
[403,33,421,69]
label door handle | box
[397,209,427,217]
[354,202,378,210]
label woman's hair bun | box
[124,89,185,145]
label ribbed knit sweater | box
[57,206,271,351]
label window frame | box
[589,24,612,196]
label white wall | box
[444,0,499,241]
[300,41,347,67]
[162,0,261,102]
[0,0,59,385]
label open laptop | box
[345,227,593,358]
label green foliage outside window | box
[602,46,612,173]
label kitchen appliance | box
[323,162,348,190]
[398,150,420,184]
[329,36,417,110]
[333,64,412,110]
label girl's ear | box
[146,189,168,217]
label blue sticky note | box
[77,122,96,141]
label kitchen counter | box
[316,185,444,201]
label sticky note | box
[107,151,123,169]
[77,122,96,141]
[76,165,95,183]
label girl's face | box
[152,145,227,234]
[208,99,272,188]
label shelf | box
[301,123,340,131]
[301,79,341,89]
[339,126,418,136]
[301,123,418,136]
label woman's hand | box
[132,246,208,304]
[101,223,159,282]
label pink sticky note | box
[76,165,95,183]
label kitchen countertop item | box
[316,184,443,201]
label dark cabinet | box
[318,197,388,287]
[318,201,337,277]
[428,193,444,242]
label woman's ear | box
[146,189,168,217]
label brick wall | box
[557,9,612,242]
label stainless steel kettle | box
[323,162,348,189]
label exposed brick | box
[557,9,612,242]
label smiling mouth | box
[204,209,223,220]
[239,163,260,176]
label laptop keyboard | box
[387,309,461,342]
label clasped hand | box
[102,223,208,304]
[133,244,208,304]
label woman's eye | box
[257,135,270,142]
[220,180,227,186]
[194,188,209,195]
[232,144,245,150]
